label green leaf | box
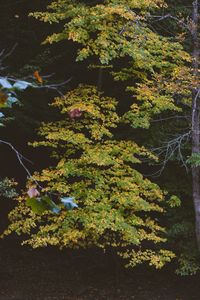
[42,196,61,214]
[167,195,181,208]
[26,197,48,215]
[26,196,61,214]
[186,154,200,167]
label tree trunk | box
[97,68,103,91]
[191,0,200,249]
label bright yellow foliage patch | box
[4,86,174,268]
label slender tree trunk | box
[191,0,200,249]
[97,68,103,91]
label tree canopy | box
[0,0,200,275]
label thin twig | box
[0,44,18,62]
[0,139,43,189]
[152,115,189,122]
[145,131,191,177]
[5,76,72,96]
[148,14,189,31]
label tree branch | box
[149,132,191,177]
[0,139,43,189]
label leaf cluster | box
[5,85,175,268]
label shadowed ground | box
[0,239,199,300]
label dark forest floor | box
[0,239,200,300]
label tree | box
[3,0,198,273]
[4,85,175,268]
[145,0,200,254]
[191,0,200,249]
[31,0,190,129]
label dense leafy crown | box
[4,85,174,268]
[31,0,191,128]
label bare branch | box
[0,140,63,197]
[0,139,43,189]
[147,14,190,31]
[5,76,72,96]
[0,44,18,71]
[152,115,189,123]
[0,44,18,62]
[147,132,191,177]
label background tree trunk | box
[191,0,200,249]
